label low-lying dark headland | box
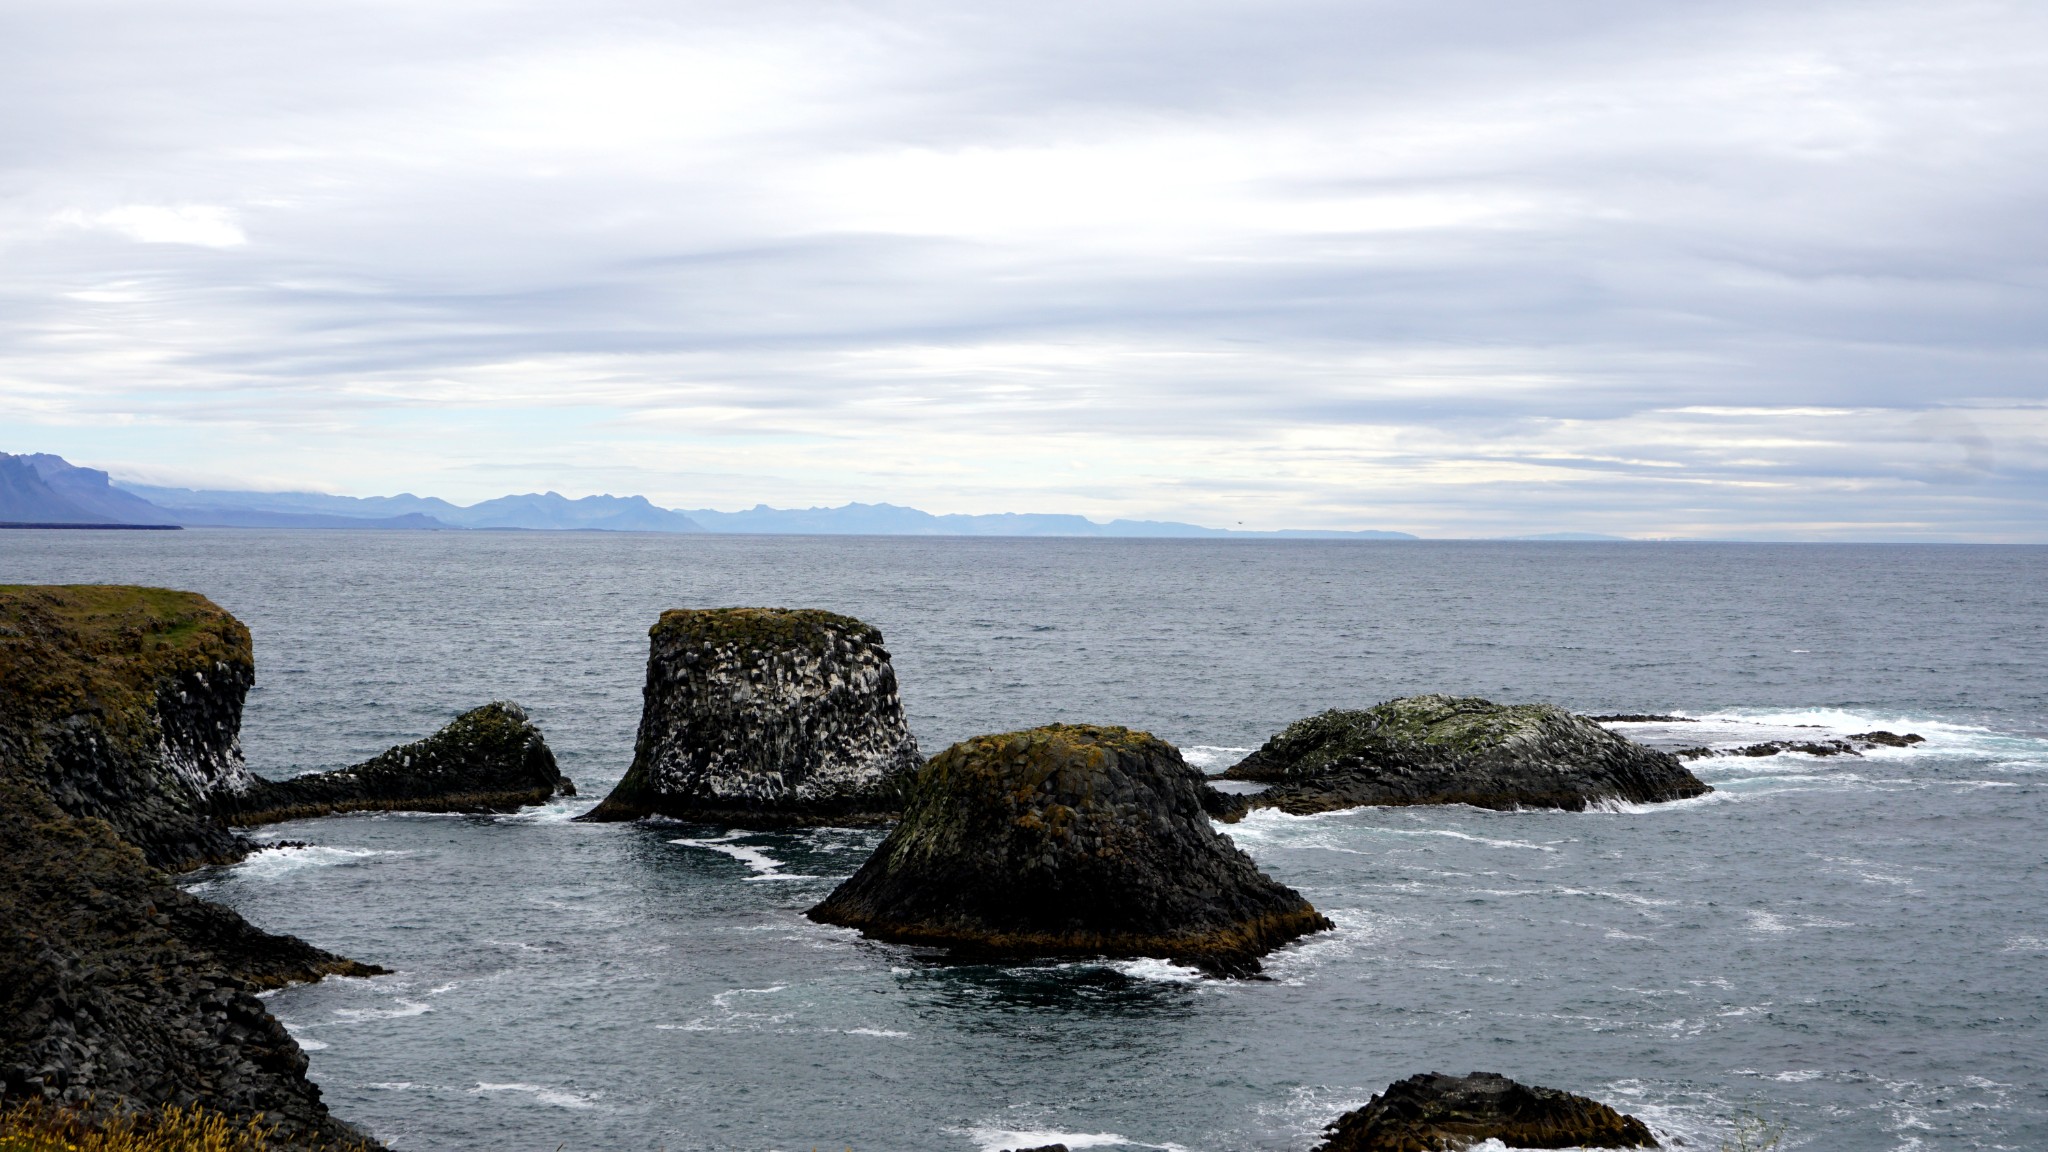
[1220,694,1710,818]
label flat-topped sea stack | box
[807,724,1331,975]
[582,607,922,827]
[1223,695,1710,817]
[219,701,572,826]
[1314,1071,1658,1151]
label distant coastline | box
[4,451,1423,540]
[0,522,183,530]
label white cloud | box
[0,0,2044,538]
[56,205,246,247]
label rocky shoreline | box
[4,586,1724,1148]
[1,586,577,1149]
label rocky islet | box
[807,723,1333,976]
[581,607,922,827]
[1221,694,1711,817]
[1312,1071,1659,1151]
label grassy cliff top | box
[0,585,251,731]
[650,606,883,652]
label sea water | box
[3,531,2043,1151]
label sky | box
[2,0,2045,540]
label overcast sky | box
[2,0,2044,538]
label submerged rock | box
[807,724,1331,975]
[1221,695,1710,817]
[1314,1071,1658,1151]
[219,702,572,826]
[582,607,921,827]
[0,585,384,1148]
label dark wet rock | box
[1314,1071,1658,1151]
[807,724,1331,976]
[1690,730,1925,761]
[1733,739,1859,757]
[1221,695,1710,817]
[219,702,571,826]
[1587,713,1697,724]
[1672,746,1716,761]
[582,607,921,827]
[1002,1145,1071,1152]
[0,586,385,1148]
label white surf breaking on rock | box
[1179,745,1253,772]
[227,844,393,880]
[965,1125,1173,1151]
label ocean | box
[3,530,2043,1150]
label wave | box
[963,1126,1166,1152]
[1181,744,1253,772]
[227,844,395,880]
[668,832,815,880]
[471,1082,603,1110]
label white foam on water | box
[2002,935,2048,953]
[295,1038,329,1051]
[1106,957,1206,984]
[495,795,598,824]
[364,1082,415,1091]
[471,1082,603,1110]
[669,831,811,879]
[332,999,432,1021]
[1381,828,1557,851]
[841,1027,910,1037]
[1180,745,1253,772]
[231,844,392,880]
[965,1126,1147,1151]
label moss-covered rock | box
[807,724,1331,975]
[581,608,921,827]
[1313,1071,1658,1151]
[1222,695,1709,816]
[0,585,255,869]
[219,702,571,826]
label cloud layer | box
[2,0,2044,537]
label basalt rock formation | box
[1313,1071,1658,1151]
[1675,730,1927,761]
[808,724,1331,976]
[0,585,384,1149]
[1221,695,1710,817]
[219,702,572,826]
[0,585,257,870]
[582,607,922,827]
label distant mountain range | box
[3,452,1426,538]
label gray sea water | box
[3,530,2045,1151]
